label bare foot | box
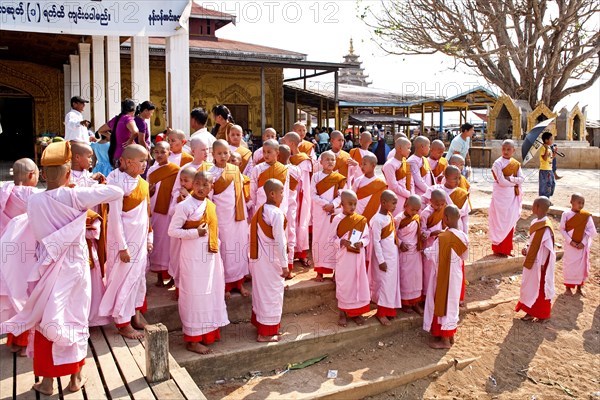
[459,301,466,308]
[8,343,24,353]
[186,342,211,354]
[564,288,573,296]
[118,325,145,340]
[428,337,452,349]
[299,258,312,267]
[131,311,147,330]
[32,378,54,396]
[225,291,232,300]
[240,286,250,297]
[450,336,455,344]
[521,314,534,321]
[412,304,424,316]
[576,287,586,297]
[285,271,295,280]
[400,307,414,314]
[377,316,391,326]
[338,311,347,327]
[315,273,324,282]
[257,334,280,342]
[353,315,365,326]
[68,372,87,392]
[19,348,27,357]
[164,278,175,289]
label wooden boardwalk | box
[0,326,206,400]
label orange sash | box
[565,210,591,244]
[213,163,246,222]
[336,213,367,254]
[299,140,315,155]
[122,177,151,232]
[257,162,288,188]
[434,230,468,317]
[216,122,233,141]
[523,219,555,269]
[420,157,432,177]
[148,163,180,215]
[197,162,212,172]
[355,178,388,222]
[181,199,219,253]
[250,205,287,259]
[236,146,252,173]
[85,209,107,272]
[315,172,346,196]
[290,152,312,179]
[394,158,412,191]
[492,158,521,196]
[349,148,363,164]
[449,188,469,210]
[427,207,446,230]
[431,157,447,177]
[458,177,472,209]
[334,150,351,178]
[399,213,423,251]
[289,176,299,192]
[243,175,250,203]
[381,212,399,246]
[178,152,193,167]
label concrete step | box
[169,296,514,385]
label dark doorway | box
[225,104,249,131]
[0,96,34,162]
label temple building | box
[338,39,371,87]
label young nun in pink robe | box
[420,189,447,296]
[559,193,597,295]
[168,171,229,354]
[396,195,425,314]
[0,158,40,236]
[249,139,290,217]
[249,179,289,342]
[382,137,413,217]
[1,142,123,395]
[369,190,402,326]
[331,190,371,327]
[209,140,250,298]
[278,144,301,273]
[99,145,153,340]
[488,140,524,256]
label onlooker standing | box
[185,107,214,160]
[64,96,92,143]
[134,101,155,153]
[538,132,556,197]
[97,98,138,166]
[318,128,330,153]
[447,123,474,177]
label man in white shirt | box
[184,107,215,161]
[64,96,91,143]
[447,123,473,176]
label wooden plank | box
[101,326,154,400]
[169,368,207,400]
[81,345,108,400]
[14,349,40,400]
[0,338,15,400]
[89,327,130,399]
[149,379,185,400]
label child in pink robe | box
[168,171,229,354]
[559,193,597,295]
[369,190,402,326]
[249,139,290,217]
[382,137,413,216]
[423,205,469,349]
[420,189,447,297]
[1,142,123,396]
[407,136,433,197]
[352,154,388,223]
[278,144,301,274]
[396,195,425,314]
[209,140,251,298]
[249,179,289,342]
[0,158,39,235]
[99,145,153,340]
[331,190,371,327]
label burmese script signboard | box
[0,0,192,36]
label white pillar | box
[69,54,80,98]
[92,36,106,126]
[165,30,190,134]
[78,43,92,121]
[131,36,150,103]
[63,64,71,114]
[106,36,121,119]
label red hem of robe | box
[183,329,221,344]
[33,331,85,377]
[136,296,148,314]
[294,250,308,259]
[430,317,456,338]
[460,261,465,302]
[314,266,334,275]
[376,306,397,318]
[340,304,371,317]
[515,258,552,320]
[251,312,280,336]
[564,283,584,288]
[225,277,246,293]
[7,332,28,347]
[401,296,424,306]
[492,228,514,255]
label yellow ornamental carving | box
[527,102,557,136]
[488,94,522,140]
[568,104,586,141]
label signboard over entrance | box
[0,0,192,36]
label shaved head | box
[360,132,373,141]
[278,144,291,162]
[229,151,242,164]
[230,124,243,135]
[320,150,335,161]
[362,153,378,165]
[444,165,461,178]
[154,141,170,151]
[340,189,358,202]
[431,140,445,151]
[121,144,148,159]
[189,135,208,150]
[283,132,301,145]
[502,139,516,148]
[380,189,397,202]
[263,139,280,150]
[263,127,277,139]
[449,154,465,166]
[168,129,186,141]
[13,158,38,184]
[533,196,552,212]
[414,136,430,147]
[394,133,408,141]
[292,122,306,132]
[406,194,422,209]
[194,170,212,183]
[395,137,411,150]
[430,188,447,202]
[213,139,229,151]
[71,142,93,156]
[180,166,198,179]
[444,204,460,221]
[330,130,344,140]
[264,178,284,195]
[571,192,585,202]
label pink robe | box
[310,171,342,271]
[293,157,312,253]
[559,211,597,286]
[1,185,123,365]
[286,165,300,264]
[99,170,152,325]
[249,162,290,218]
[407,154,434,197]
[428,157,444,184]
[423,228,469,332]
[168,197,229,336]
[208,165,250,284]
[423,185,470,234]
[0,183,39,236]
[147,163,176,272]
[249,204,288,327]
[382,157,413,217]
[348,149,376,181]
[420,205,444,295]
[369,213,402,309]
[488,157,524,245]
[351,175,378,217]
[395,212,423,302]
[519,217,556,308]
[253,147,264,164]
[330,213,371,312]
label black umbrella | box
[522,118,555,165]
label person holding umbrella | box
[538,132,556,198]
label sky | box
[208,0,600,124]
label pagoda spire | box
[339,38,371,87]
